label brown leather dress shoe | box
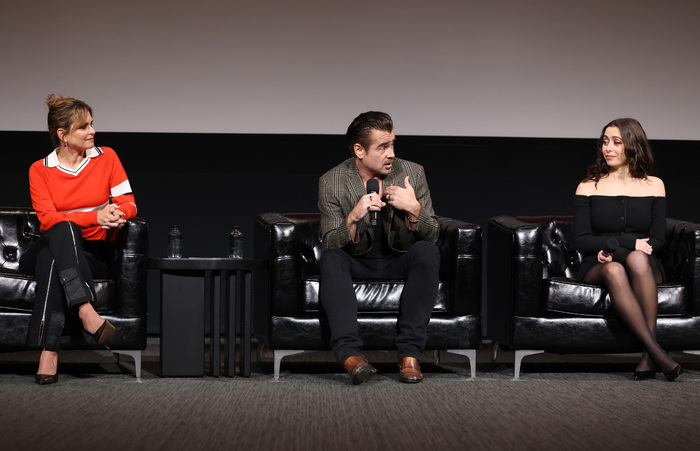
[343,356,376,385]
[398,357,423,383]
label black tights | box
[583,250,677,373]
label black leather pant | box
[19,221,110,351]
[319,241,440,364]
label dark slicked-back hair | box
[346,111,393,156]
[585,118,655,183]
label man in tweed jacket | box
[318,111,440,384]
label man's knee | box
[319,248,351,273]
[408,241,440,264]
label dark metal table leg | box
[241,269,251,377]
[222,269,235,377]
[206,269,219,377]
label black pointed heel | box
[633,369,656,381]
[89,320,116,344]
[663,364,684,382]
[35,374,58,385]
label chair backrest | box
[0,207,40,273]
[285,213,322,278]
[517,216,582,279]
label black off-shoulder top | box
[574,195,666,280]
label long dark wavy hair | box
[585,118,655,183]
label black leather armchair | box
[0,207,148,380]
[487,215,700,378]
[255,212,482,378]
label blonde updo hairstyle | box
[46,94,93,148]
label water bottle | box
[229,226,243,259]
[167,225,182,258]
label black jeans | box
[319,240,440,364]
[19,221,111,351]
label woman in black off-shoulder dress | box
[574,118,682,381]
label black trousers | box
[19,221,111,351]
[319,241,440,364]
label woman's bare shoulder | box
[645,176,666,196]
[575,180,597,195]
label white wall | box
[1,0,698,139]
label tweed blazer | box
[318,157,439,255]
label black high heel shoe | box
[36,350,58,385]
[663,364,684,382]
[634,369,656,381]
[35,374,59,385]
[88,320,116,344]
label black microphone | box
[604,238,619,256]
[367,178,379,226]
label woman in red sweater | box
[19,94,137,385]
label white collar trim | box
[45,146,102,173]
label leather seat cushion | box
[301,276,448,313]
[270,313,480,350]
[544,277,687,317]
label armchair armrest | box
[437,217,481,315]
[255,212,301,317]
[487,216,544,346]
[111,217,148,317]
[664,218,700,315]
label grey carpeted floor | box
[1,339,699,451]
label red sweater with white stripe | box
[29,146,137,241]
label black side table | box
[149,257,267,377]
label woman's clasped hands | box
[97,203,126,229]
